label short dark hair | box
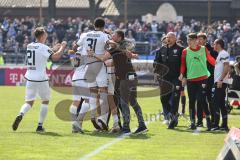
[187,33,197,39]
[236,55,240,62]
[215,39,225,49]
[161,36,167,42]
[94,17,105,28]
[115,30,125,40]
[34,27,45,39]
[197,32,207,40]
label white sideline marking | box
[79,114,161,160]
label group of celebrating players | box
[12,17,148,135]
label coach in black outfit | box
[153,32,184,129]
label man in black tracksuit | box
[153,32,184,129]
[197,33,218,126]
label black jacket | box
[153,43,184,80]
[205,43,217,77]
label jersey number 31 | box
[87,38,97,51]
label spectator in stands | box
[0,29,3,49]
[15,31,24,47]
[1,17,240,65]
[126,30,136,43]
[0,53,4,65]
[151,20,158,33]
[235,56,240,75]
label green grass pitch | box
[0,86,239,160]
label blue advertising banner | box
[0,69,5,85]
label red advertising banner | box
[4,67,73,86]
[4,68,27,85]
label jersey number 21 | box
[26,50,35,66]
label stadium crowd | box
[1,17,240,58]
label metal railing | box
[1,41,240,65]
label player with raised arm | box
[12,27,67,132]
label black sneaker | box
[174,119,178,127]
[196,122,203,127]
[98,119,108,131]
[120,128,131,134]
[189,123,197,130]
[219,126,229,132]
[211,126,220,131]
[133,126,148,135]
[12,115,23,131]
[72,122,84,134]
[168,119,177,129]
[36,126,45,133]
[206,118,212,131]
[91,118,101,130]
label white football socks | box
[38,104,48,126]
[19,103,31,116]
[69,104,78,123]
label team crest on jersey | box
[48,49,54,55]
[173,49,178,54]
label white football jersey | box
[77,31,109,55]
[72,47,86,81]
[214,49,230,83]
[25,42,53,81]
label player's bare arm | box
[87,50,111,62]
[51,41,67,61]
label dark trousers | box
[213,83,228,127]
[180,87,186,114]
[196,76,214,124]
[160,78,181,120]
[187,80,210,124]
[113,79,122,128]
[119,79,145,130]
[206,76,215,123]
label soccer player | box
[12,27,67,132]
[69,47,91,133]
[72,17,110,131]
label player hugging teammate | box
[12,18,148,135]
[67,17,121,133]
